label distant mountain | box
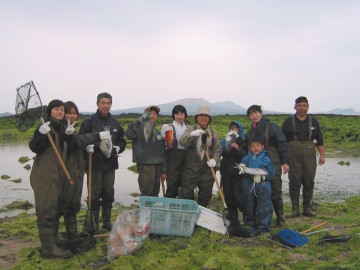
[0,112,12,117]
[322,108,360,115]
[111,98,247,115]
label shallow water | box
[0,141,359,217]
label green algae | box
[1,196,359,269]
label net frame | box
[15,81,44,132]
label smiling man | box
[282,96,325,218]
[79,92,126,233]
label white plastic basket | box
[196,206,229,235]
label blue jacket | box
[241,150,275,181]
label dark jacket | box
[79,110,126,172]
[244,118,290,165]
[220,121,245,173]
[126,120,165,165]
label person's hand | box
[225,133,232,142]
[237,163,246,174]
[254,175,261,183]
[207,159,216,167]
[282,164,289,174]
[100,131,111,140]
[163,124,171,132]
[65,119,77,135]
[113,146,120,153]
[191,129,206,137]
[137,112,150,123]
[230,130,239,138]
[39,122,51,134]
[319,155,325,166]
[86,144,94,153]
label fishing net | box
[15,81,43,132]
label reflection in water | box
[1,141,360,217]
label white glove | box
[230,130,239,138]
[207,159,216,167]
[254,175,261,183]
[113,146,120,153]
[237,163,246,174]
[65,119,77,135]
[100,131,111,140]
[163,124,171,132]
[39,122,51,134]
[86,144,94,153]
[191,129,206,137]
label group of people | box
[29,93,325,258]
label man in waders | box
[282,96,325,218]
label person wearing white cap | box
[179,106,222,207]
[126,104,165,197]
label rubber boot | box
[64,214,79,240]
[303,195,316,217]
[39,227,72,259]
[102,208,112,231]
[286,204,300,218]
[273,201,287,228]
[286,189,301,218]
[91,210,100,234]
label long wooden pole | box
[301,221,327,234]
[205,150,227,208]
[46,132,73,185]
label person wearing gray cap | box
[126,104,165,197]
[179,106,222,207]
[282,96,325,218]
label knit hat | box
[295,96,308,104]
[46,99,64,117]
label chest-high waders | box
[287,116,317,218]
[257,123,286,228]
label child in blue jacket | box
[241,136,275,236]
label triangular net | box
[15,81,43,132]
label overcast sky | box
[1,0,360,114]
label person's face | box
[149,109,159,123]
[230,125,239,132]
[174,112,186,124]
[97,98,112,116]
[248,111,262,123]
[51,106,65,122]
[295,102,309,117]
[65,107,78,124]
[197,114,210,128]
[250,141,264,155]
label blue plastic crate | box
[138,196,199,237]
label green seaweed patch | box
[338,160,351,166]
[4,200,33,210]
[127,164,138,173]
[130,192,140,197]
[23,164,31,170]
[10,178,22,183]
[1,175,11,180]
[18,156,31,164]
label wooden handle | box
[301,221,327,234]
[94,233,109,238]
[46,133,73,185]
[88,152,93,209]
[205,150,227,208]
[161,178,166,197]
